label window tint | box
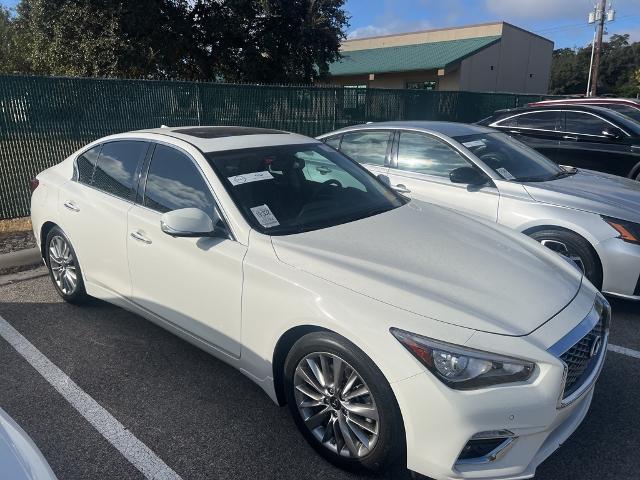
[76,145,101,184]
[396,132,470,177]
[599,104,640,122]
[565,112,611,136]
[206,143,404,235]
[144,144,215,214]
[323,136,342,149]
[509,111,561,130]
[339,131,391,166]
[92,141,147,200]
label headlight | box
[602,216,640,245]
[390,328,535,390]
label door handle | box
[562,135,578,141]
[507,130,522,134]
[392,184,411,194]
[63,201,80,212]
[130,231,152,244]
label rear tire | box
[45,226,89,304]
[529,229,603,289]
[283,332,405,473]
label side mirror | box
[449,167,488,186]
[602,127,623,140]
[377,174,391,186]
[160,208,219,237]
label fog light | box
[456,431,516,464]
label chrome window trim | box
[491,109,630,138]
[72,135,238,242]
[548,300,611,409]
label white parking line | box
[608,344,640,360]
[0,315,183,480]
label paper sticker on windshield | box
[250,204,280,228]
[496,167,516,180]
[228,171,273,186]
[462,140,485,148]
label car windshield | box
[600,108,640,134]
[454,132,567,182]
[601,104,640,123]
[206,143,406,235]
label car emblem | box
[590,335,602,359]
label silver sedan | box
[318,121,640,301]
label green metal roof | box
[329,36,501,76]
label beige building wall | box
[329,23,553,94]
[341,22,504,51]
[327,71,440,89]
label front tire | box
[284,332,405,472]
[45,226,88,304]
[529,229,603,289]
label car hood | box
[271,202,583,336]
[0,409,57,480]
[523,170,640,222]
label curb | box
[0,248,42,270]
[0,267,48,286]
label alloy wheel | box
[49,235,78,295]
[540,239,586,273]
[293,352,379,458]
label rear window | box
[75,145,102,185]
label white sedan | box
[31,126,609,480]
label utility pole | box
[586,0,615,97]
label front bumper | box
[597,236,640,300]
[391,287,606,480]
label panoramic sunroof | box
[172,127,289,139]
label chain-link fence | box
[0,74,547,219]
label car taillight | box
[29,178,39,193]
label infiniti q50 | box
[30,126,609,479]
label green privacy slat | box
[0,75,545,219]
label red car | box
[529,97,640,123]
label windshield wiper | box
[549,168,578,180]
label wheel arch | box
[521,223,604,288]
[272,324,330,406]
[39,221,58,261]
[629,161,640,180]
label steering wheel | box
[479,151,508,169]
[310,179,343,201]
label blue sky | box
[2,0,639,49]
[345,0,640,48]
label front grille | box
[560,317,605,399]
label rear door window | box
[92,141,148,200]
[507,111,562,131]
[339,131,391,166]
[143,144,216,214]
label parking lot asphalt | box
[0,275,638,480]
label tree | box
[549,34,640,97]
[4,0,348,83]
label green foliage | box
[0,0,348,82]
[550,34,640,97]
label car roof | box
[531,97,640,106]
[491,103,617,117]
[319,121,495,138]
[135,126,319,152]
